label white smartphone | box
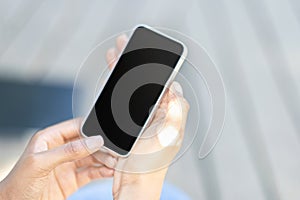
[81,25,187,157]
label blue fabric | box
[68,180,191,200]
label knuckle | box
[64,141,82,156]
[31,129,45,141]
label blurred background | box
[0,0,300,199]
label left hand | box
[0,119,116,200]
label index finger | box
[29,118,82,151]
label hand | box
[104,35,190,200]
[112,83,189,200]
[0,119,116,200]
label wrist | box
[137,168,168,185]
[116,168,168,200]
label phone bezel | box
[80,24,188,157]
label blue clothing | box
[68,180,191,200]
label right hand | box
[104,35,190,200]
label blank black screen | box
[82,26,184,155]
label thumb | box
[36,136,103,170]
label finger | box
[147,90,169,126]
[167,96,189,136]
[74,155,100,168]
[167,82,189,126]
[106,48,118,69]
[168,96,189,143]
[142,119,165,139]
[75,151,117,169]
[177,97,190,145]
[30,118,82,151]
[150,107,167,125]
[157,83,189,147]
[138,82,187,147]
[36,136,104,171]
[92,150,118,168]
[151,81,182,121]
[76,166,114,188]
[148,82,181,128]
[116,34,128,54]
[169,81,183,97]
[170,82,190,131]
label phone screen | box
[82,26,184,155]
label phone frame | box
[81,24,188,157]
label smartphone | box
[81,25,187,157]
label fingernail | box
[172,82,183,96]
[84,136,104,152]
